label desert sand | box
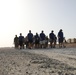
[0,47,76,75]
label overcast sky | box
[0,0,76,47]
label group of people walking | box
[14,29,66,49]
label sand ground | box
[0,47,76,75]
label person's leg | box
[28,40,31,49]
[53,41,55,48]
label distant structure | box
[67,38,76,43]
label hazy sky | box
[0,0,76,47]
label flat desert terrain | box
[0,45,76,75]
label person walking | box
[14,35,19,49]
[49,30,56,48]
[58,29,65,48]
[27,30,33,49]
[19,33,24,49]
[34,33,40,48]
[40,30,46,48]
